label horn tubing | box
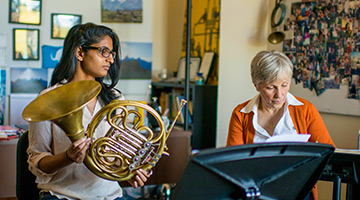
[108,105,149,142]
[84,100,173,181]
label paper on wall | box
[0,33,7,66]
[0,48,6,66]
[0,33,6,47]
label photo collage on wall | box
[283,0,360,99]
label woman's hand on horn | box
[127,169,153,188]
[65,137,91,163]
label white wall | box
[151,0,185,76]
[216,0,270,147]
[0,0,170,124]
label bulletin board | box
[281,0,360,116]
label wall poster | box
[182,0,220,85]
[10,68,48,94]
[101,0,142,23]
[283,0,360,101]
[119,42,152,79]
[51,13,82,39]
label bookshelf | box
[151,82,217,150]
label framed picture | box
[177,57,201,81]
[101,0,142,23]
[199,52,215,82]
[119,42,152,79]
[51,13,82,39]
[13,28,39,60]
[10,68,48,94]
[9,0,42,25]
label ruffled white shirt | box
[240,93,304,143]
[27,83,125,200]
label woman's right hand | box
[65,137,91,163]
[38,137,91,173]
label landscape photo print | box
[101,0,142,23]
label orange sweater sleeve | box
[227,101,255,146]
[289,96,335,147]
[227,105,245,146]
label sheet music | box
[265,134,311,143]
[335,148,360,155]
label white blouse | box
[27,83,125,200]
[240,93,304,143]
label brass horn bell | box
[22,80,186,181]
[268,31,285,44]
[22,80,101,142]
[268,0,286,44]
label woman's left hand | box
[127,169,153,188]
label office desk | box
[0,138,18,198]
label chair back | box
[16,131,39,200]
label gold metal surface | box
[84,99,187,181]
[22,80,187,181]
[22,80,101,141]
[268,31,285,44]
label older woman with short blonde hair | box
[227,50,335,200]
[250,50,293,86]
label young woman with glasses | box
[27,23,151,200]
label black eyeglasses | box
[83,46,116,58]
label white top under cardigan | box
[240,93,304,143]
[27,83,125,200]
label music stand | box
[171,142,335,200]
[320,149,360,200]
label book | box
[0,125,19,140]
[171,89,183,120]
[174,94,184,123]
[188,100,193,116]
[176,94,192,124]
[159,91,170,116]
[0,125,18,132]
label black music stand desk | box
[171,142,335,200]
[320,149,360,200]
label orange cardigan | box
[227,96,335,200]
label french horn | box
[22,80,187,181]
